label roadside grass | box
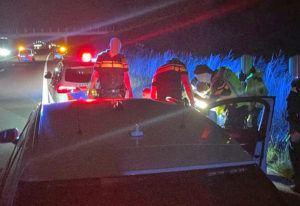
[267,141,294,180]
[125,47,294,177]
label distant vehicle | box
[63,44,99,62]
[52,46,67,60]
[0,97,285,205]
[0,37,11,58]
[18,48,35,62]
[33,40,46,50]
[44,57,93,102]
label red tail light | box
[82,52,92,62]
[57,85,80,93]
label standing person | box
[88,37,133,98]
[287,78,300,192]
[150,58,194,106]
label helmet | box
[109,37,122,57]
[194,64,213,75]
[167,58,184,65]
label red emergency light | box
[81,52,92,62]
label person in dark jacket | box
[151,58,194,106]
[191,64,213,99]
[287,78,300,192]
[89,37,133,98]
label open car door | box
[203,96,275,173]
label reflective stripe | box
[155,65,187,75]
[95,60,128,69]
[101,63,124,68]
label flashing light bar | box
[18,46,25,51]
[59,46,67,53]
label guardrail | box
[0,25,115,38]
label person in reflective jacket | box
[151,58,194,106]
[89,37,133,98]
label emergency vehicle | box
[17,47,35,62]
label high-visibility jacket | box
[245,68,268,97]
[151,63,194,106]
[89,50,133,98]
[210,67,244,100]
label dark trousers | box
[290,141,300,189]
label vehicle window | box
[65,68,92,83]
[207,102,266,156]
[19,50,31,55]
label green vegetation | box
[267,141,294,180]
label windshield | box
[65,68,92,83]
[19,50,32,55]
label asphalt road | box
[0,53,56,170]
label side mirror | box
[44,71,52,79]
[0,128,19,144]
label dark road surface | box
[0,54,56,169]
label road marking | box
[0,68,5,73]
[42,53,51,104]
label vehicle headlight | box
[195,98,208,109]
[0,48,11,57]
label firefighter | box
[245,66,268,97]
[244,66,268,129]
[287,78,300,192]
[210,66,246,129]
[210,66,244,100]
[191,64,213,99]
[151,58,194,106]
[88,37,133,98]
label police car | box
[52,46,67,60]
[44,55,94,103]
[17,48,35,62]
[0,97,286,205]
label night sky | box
[1,0,300,57]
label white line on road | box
[0,68,5,73]
[42,53,51,104]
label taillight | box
[57,85,79,93]
[82,52,92,62]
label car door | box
[0,105,41,205]
[203,96,275,173]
